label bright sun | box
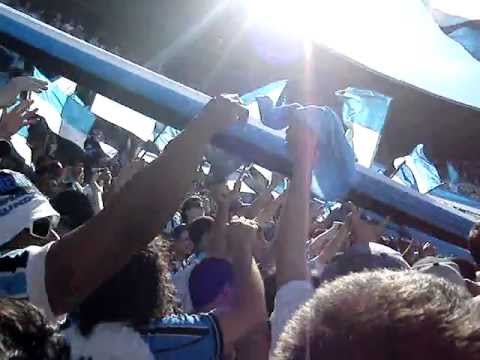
[244,0,320,40]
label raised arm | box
[215,217,268,358]
[46,96,247,315]
[274,119,318,288]
[0,77,47,107]
[207,181,240,259]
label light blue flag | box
[393,144,442,194]
[243,81,356,201]
[336,87,392,167]
[31,68,95,148]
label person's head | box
[318,242,410,284]
[0,298,69,359]
[50,190,94,235]
[413,256,467,290]
[273,270,480,360]
[170,223,193,261]
[77,240,179,336]
[70,160,85,184]
[0,170,60,252]
[451,257,478,281]
[189,258,234,312]
[180,196,205,224]
[188,216,214,254]
[35,158,64,197]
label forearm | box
[241,193,271,219]
[46,119,215,315]
[275,162,312,288]
[221,254,266,345]
[207,203,230,258]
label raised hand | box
[0,99,37,138]
[228,216,259,248]
[286,116,319,168]
[0,76,48,107]
[350,205,389,245]
[196,94,248,135]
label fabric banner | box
[91,94,156,142]
[32,68,95,148]
[336,87,392,167]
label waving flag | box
[91,94,156,142]
[32,68,95,148]
[392,144,442,194]
[336,88,392,168]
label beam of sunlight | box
[243,0,480,110]
[146,1,231,68]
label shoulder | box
[142,313,223,359]
[63,322,153,360]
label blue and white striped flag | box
[31,68,95,148]
[336,87,392,168]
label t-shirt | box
[269,280,315,355]
[0,242,55,320]
[63,313,223,360]
[172,252,207,313]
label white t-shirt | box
[269,280,315,354]
[172,252,206,313]
[0,242,56,321]
[63,322,153,360]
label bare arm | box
[215,218,268,357]
[274,120,317,288]
[207,180,240,259]
[45,97,247,315]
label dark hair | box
[0,298,70,359]
[189,258,233,311]
[180,196,203,223]
[274,270,480,360]
[51,190,94,230]
[171,223,188,241]
[188,216,214,252]
[451,257,478,281]
[77,239,179,336]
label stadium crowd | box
[1,74,480,360]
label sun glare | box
[244,0,318,40]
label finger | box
[12,100,32,115]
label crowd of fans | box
[1,73,480,360]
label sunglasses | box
[28,218,52,239]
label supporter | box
[318,241,410,283]
[0,95,248,323]
[412,256,467,290]
[173,216,215,311]
[0,169,60,253]
[0,298,69,359]
[62,159,85,192]
[50,189,94,235]
[188,216,215,256]
[169,223,193,272]
[189,257,234,312]
[273,270,480,359]
[173,183,237,312]
[270,116,318,350]
[63,218,267,359]
[180,195,205,224]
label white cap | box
[0,170,59,246]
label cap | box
[0,170,59,246]
[320,242,410,283]
[413,256,466,289]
